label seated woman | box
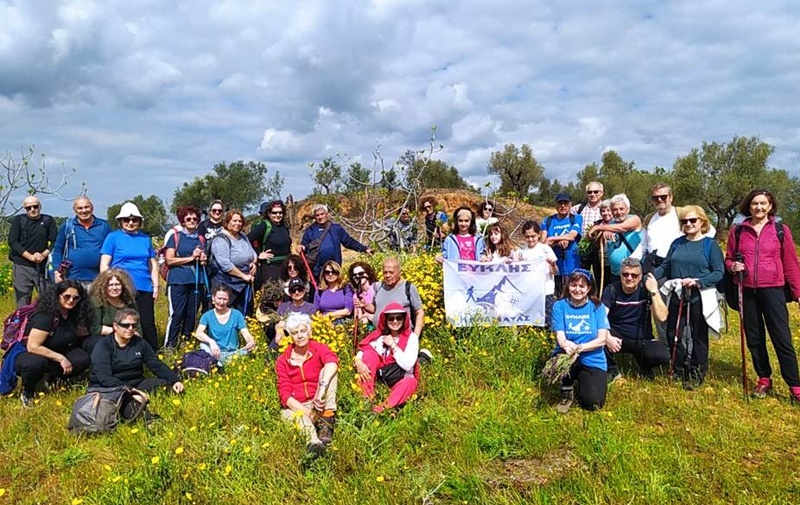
[354,303,419,413]
[280,254,310,300]
[194,285,256,365]
[550,269,609,413]
[275,313,339,455]
[275,279,316,348]
[87,268,141,352]
[89,308,184,394]
[349,261,378,325]
[15,280,92,408]
[314,261,353,324]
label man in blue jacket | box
[51,196,112,286]
[300,204,372,279]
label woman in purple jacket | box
[313,261,353,324]
[726,189,800,403]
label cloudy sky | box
[1,0,799,218]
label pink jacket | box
[725,218,800,298]
[275,340,339,407]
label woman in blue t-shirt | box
[100,202,159,351]
[164,206,207,349]
[550,269,610,413]
[194,285,255,366]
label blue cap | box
[555,193,572,202]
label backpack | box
[251,219,273,252]
[158,228,206,281]
[67,386,148,435]
[2,302,40,351]
[180,349,218,378]
[304,223,332,267]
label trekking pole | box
[299,250,319,291]
[243,284,251,316]
[193,258,200,315]
[736,254,748,397]
[599,240,605,294]
[669,288,686,377]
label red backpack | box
[2,302,39,351]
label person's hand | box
[152,290,159,301]
[558,240,569,249]
[435,254,444,263]
[242,273,253,283]
[561,341,578,355]
[353,297,365,309]
[681,278,698,288]
[192,247,203,259]
[249,263,257,276]
[644,273,658,293]
[299,244,306,252]
[208,341,221,359]
[546,257,557,266]
[31,252,43,263]
[365,247,374,255]
[259,249,274,261]
[58,356,73,374]
[606,335,622,353]
[244,339,256,352]
[354,359,371,382]
[601,231,614,241]
[479,254,491,263]
[730,261,745,273]
[172,382,185,394]
[54,271,63,283]
[381,334,396,350]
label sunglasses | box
[621,272,641,279]
[352,270,366,277]
[210,208,223,213]
[485,207,493,212]
[61,293,81,302]
[287,265,298,271]
[680,217,699,225]
[323,270,338,276]
[184,217,198,223]
[121,217,140,223]
[269,211,283,216]
[651,194,669,202]
[289,287,305,294]
[24,205,40,211]
[587,190,601,195]
[115,322,137,329]
[386,314,404,322]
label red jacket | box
[275,340,339,407]
[725,217,800,298]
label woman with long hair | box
[480,223,515,262]
[436,206,486,262]
[349,261,378,325]
[87,268,140,350]
[313,260,353,323]
[280,254,310,298]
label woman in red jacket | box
[354,302,419,413]
[275,313,339,455]
[726,189,800,402]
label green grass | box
[1,290,800,504]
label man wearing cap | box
[51,196,112,286]
[542,193,583,296]
[366,258,424,337]
[300,204,373,279]
[8,196,58,307]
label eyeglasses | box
[121,217,140,223]
[210,208,223,213]
[115,322,137,329]
[24,205,40,211]
[287,265,298,271]
[680,218,699,225]
[651,194,669,202]
[587,190,601,195]
[485,207,493,212]
[386,314,404,322]
[621,272,641,279]
[323,270,338,276]
[61,293,81,302]
[289,287,305,294]
[184,217,198,223]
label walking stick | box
[243,284,251,316]
[193,258,200,314]
[599,240,605,294]
[669,289,686,377]
[736,253,748,397]
[299,250,319,291]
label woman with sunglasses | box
[314,261,353,323]
[349,261,378,325]
[209,210,258,314]
[654,206,724,390]
[100,202,160,351]
[14,280,92,408]
[726,190,800,403]
[87,268,141,352]
[198,199,225,243]
[89,308,184,394]
[274,279,317,347]
[280,254,310,299]
[354,302,419,413]
[249,200,292,293]
[164,206,207,349]
[476,201,499,237]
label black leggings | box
[15,348,91,396]
[136,291,159,351]
[562,363,607,410]
[742,286,800,387]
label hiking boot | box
[418,349,433,365]
[556,388,574,414]
[20,392,35,409]
[790,386,800,405]
[751,377,772,399]
[307,442,326,457]
[316,413,335,446]
[607,372,623,385]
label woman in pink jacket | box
[726,189,800,403]
[354,302,419,413]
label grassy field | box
[1,254,799,504]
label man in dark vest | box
[8,196,58,306]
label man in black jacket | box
[7,196,58,307]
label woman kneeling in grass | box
[550,269,609,413]
[275,313,338,456]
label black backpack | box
[67,386,148,435]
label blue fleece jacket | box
[301,221,368,276]
[51,216,112,282]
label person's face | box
[23,198,41,219]
[183,213,199,233]
[457,215,471,234]
[382,262,400,286]
[556,200,571,217]
[490,228,502,245]
[213,290,230,309]
[568,277,590,301]
[106,276,123,299]
[73,199,93,221]
[209,205,224,222]
[352,267,369,287]
[586,186,603,205]
[226,214,243,234]
[114,317,138,341]
[314,208,329,225]
[600,207,613,222]
[423,202,434,216]
[120,216,141,232]
[269,206,284,225]
[399,210,411,223]
[651,190,672,212]
[523,229,539,247]
[680,213,702,236]
[482,204,494,219]
[323,265,340,283]
[59,288,81,311]
[749,194,772,220]
[289,286,306,300]
[286,262,300,279]
[385,312,405,333]
[289,324,311,347]
[620,267,642,291]
[611,203,628,221]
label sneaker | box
[316,413,335,446]
[418,349,433,365]
[556,389,574,414]
[307,442,326,457]
[607,372,622,385]
[790,386,800,405]
[20,392,35,409]
[751,377,772,399]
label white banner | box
[443,260,547,327]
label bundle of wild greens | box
[540,352,578,387]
